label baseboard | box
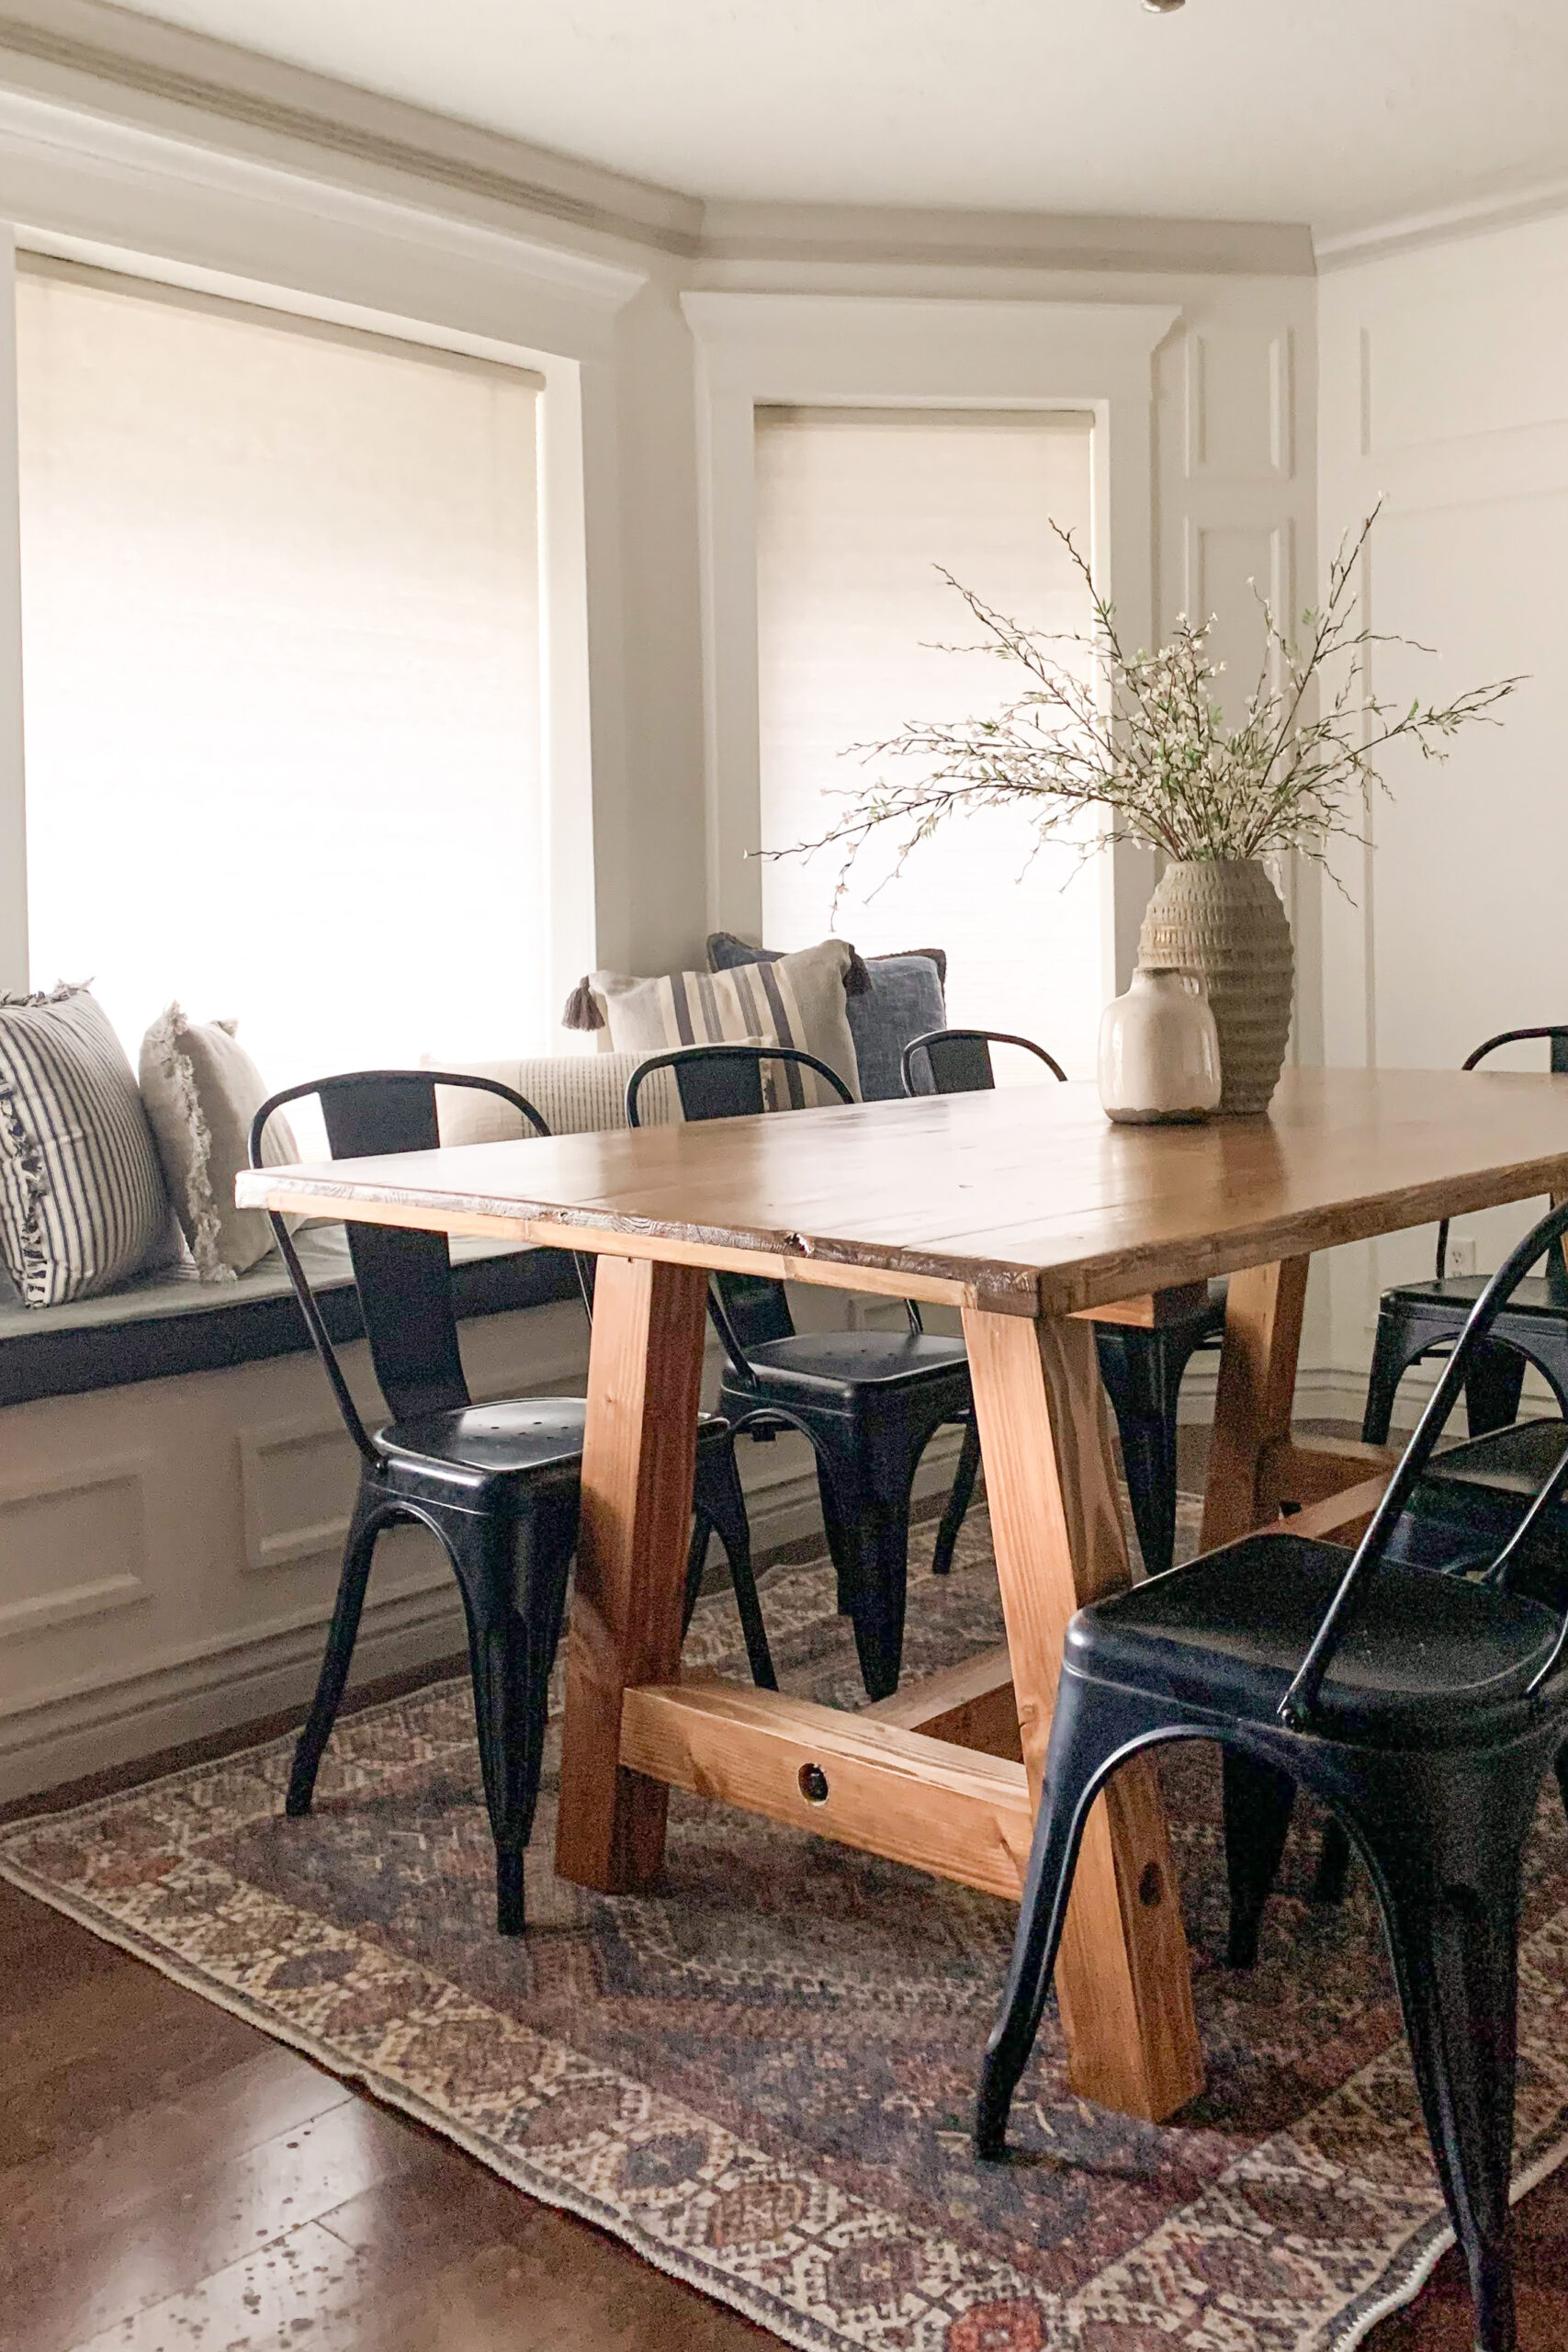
[1179,1353,1562,1437]
[0,1423,967,1804]
[0,1572,471,1804]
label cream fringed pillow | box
[139,1007,298,1281]
[562,937,865,1105]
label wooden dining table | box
[240,1064,1568,2126]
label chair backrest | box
[248,1069,552,1460]
[1281,1194,1568,1730]
[1437,1025,1568,1283]
[625,1043,855,1372]
[901,1026,1068,1097]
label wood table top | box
[237,1068,1568,1318]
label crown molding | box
[699,202,1315,279]
[0,0,703,258]
[0,2,1322,287]
[0,82,649,339]
[1314,174,1568,273]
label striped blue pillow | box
[0,986,172,1306]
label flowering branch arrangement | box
[764,507,1522,901]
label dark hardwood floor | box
[5,1442,1568,2348]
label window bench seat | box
[0,1227,581,1409]
[0,1228,590,1804]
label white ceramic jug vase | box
[1097,966,1222,1125]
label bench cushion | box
[0,1224,581,1408]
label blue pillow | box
[705,934,947,1102]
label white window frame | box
[0,85,649,1028]
[682,291,1181,997]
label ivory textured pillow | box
[423,1054,681,1142]
[140,1007,298,1281]
[562,938,863,1105]
[0,984,173,1306]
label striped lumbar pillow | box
[0,985,173,1306]
[561,937,864,1106]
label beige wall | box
[1311,210,1568,1419]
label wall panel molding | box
[1184,326,1294,484]
[0,1449,151,1639]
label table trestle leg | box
[963,1305,1205,2122]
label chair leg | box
[1096,1329,1180,1579]
[1362,1309,1416,1444]
[815,1454,857,1615]
[1465,1340,1528,1440]
[1313,1816,1356,1907]
[693,1440,776,1690]
[449,1495,577,1936]
[1119,1411,1180,1581]
[976,1673,1160,2158]
[845,1499,911,1702]
[1349,1758,1542,2352]
[931,1416,980,1577]
[1222,1750,1297,1968]
[682,1513,712,1635]
[287,1482,383,1818]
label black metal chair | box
[249,1069,774,1936]
[1362,1026,1568,1448]
[1306,1407,1568,1913]
[902,1027,1227,1579]
[975,1198,1568,2352]
[626,1042,975,1700]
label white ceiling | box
[110,0,1568,238]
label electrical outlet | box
[1448,1234,1478,1277]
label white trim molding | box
[681,291,1181,978]
[0,85,649,358]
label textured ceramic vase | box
[1097,967,1222,1125]
[1138,859,1294,1116]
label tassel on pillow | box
[561,976,606,1032]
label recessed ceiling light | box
[1143,0,1186,12]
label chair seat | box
[1403,1419,1568,1604]
[1422,1415,1568,1503]
[1068,1532,1561,1742]
[728,1329,970,1404]
[378,1397,733,1482]
[1381,1274,1568,1322]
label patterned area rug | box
[6,1504,1568,2352]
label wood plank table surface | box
[241,1066,1568,2126]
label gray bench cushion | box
[0,1225,581,1408]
